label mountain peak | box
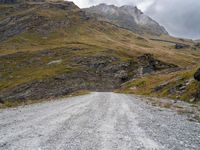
[0,0,66,3]
[120,5,136,9]
[84,3,168,35]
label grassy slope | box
[0,2,200,103]
[117,68,200,102]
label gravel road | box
[0,92,200,150]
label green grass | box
[1,2,200,105]
[117,69,200,102]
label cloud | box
[69,0,200,39]
[145,0,200,39]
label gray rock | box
[0,0,17,3]
[194,68,200,81]
[84,4,168,36]
[175,43,190,49]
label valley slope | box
[0,0,200,107]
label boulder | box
[195,91,200,101]
[0,0,17,3]
[194,68,200,81]
[175,43,190,49]
[0,98,4,104]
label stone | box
[175,43,190,49]
[194,68,200,81]
[0,0,17,3]
[0,98,4,104]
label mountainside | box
[84,4,168,36]
[0,0,200,107]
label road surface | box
[0,92,200,150]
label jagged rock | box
[0,0,17,3]
[0,0,83,41]
[0,98,4,104]
[114,70,129,82]
[195,91,200,101]
[175,43,190,49]
[194,68,200,81]
[137,54,177,75]
[154,82,170,92]
[84,4,168,36]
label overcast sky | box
[69,0,200,39]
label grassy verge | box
[116,68,200,103]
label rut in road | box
[0,92,200,150]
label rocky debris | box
[74,55,135,82]
[194,91,200,101]
[154,81,170,92]
[169,82,188,95]
[194,68,200,101]
[153,76,200,102]
[137,54,177,75]
[84,4,168,36]
[0,50,178,102]
[0,0,17,3]
[194,68,200,81]
[114,70,128,82]
[175,43,190,49]
[154,78,192,94]
[0,98,4,104]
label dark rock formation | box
[0,0,86,41]
[194,68,200,81]
[195,91,200,101]
[0,98,4,104]
[137,54,177,75]
[175,43,190,49]
[0,0,17,3]
[0,50,177,102]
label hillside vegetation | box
[0,0,200,107]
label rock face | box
[0,0,17,3]
[175,43,190,49]
[194,68,200,81]
[0,0,177,102]
[0,51,177,102]
[0,0,84,41]
[194,68,200,101]
[84,4,168,35]
[137,54,177,75]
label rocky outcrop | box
[0,0,179,103]
[0,0,17,3]
[175,43,190,49]
[194,68,200,101]
[0,54,134,101]
[0,50,177,102]
[194,68,200,81]
[137,54,177,75]
[84,4,168,35]
[0,0,86,41]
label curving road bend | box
[0,92,200,150]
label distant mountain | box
[84,3,168,36]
